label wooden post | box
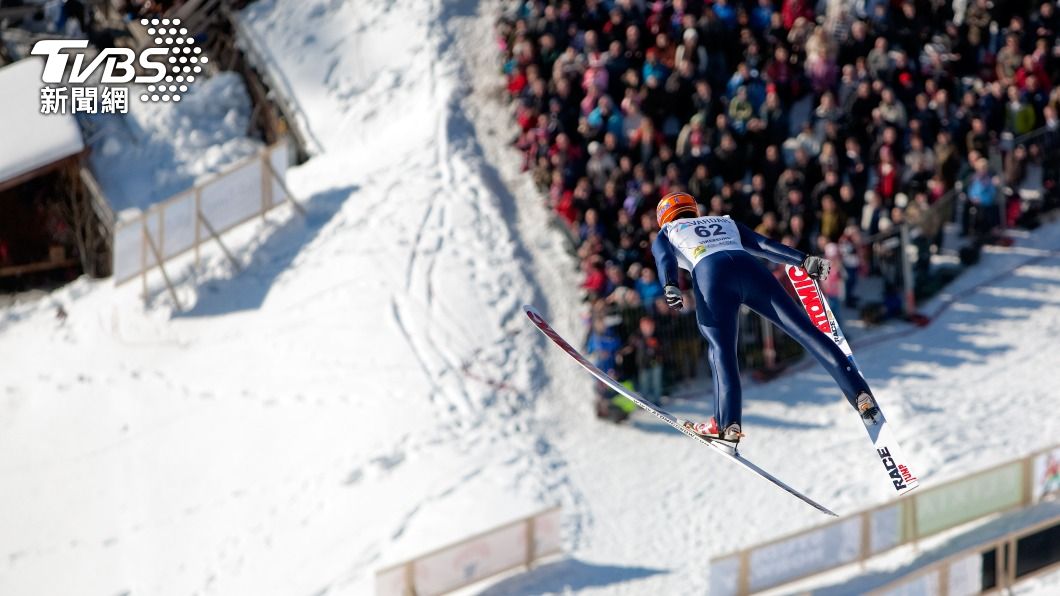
[141,219,148,302]
[404,561,415,596]
[997,540,1007,591]
[261,148,272,221]
[198,210,241,271]
[1007,537,1018,587]
[142,224,183,311]
[525,516,535,570]
[263,155,306,215]
[1022,453,1035,506]
[938,559,949,596]
[158,207,165,265]
[194,189,202,268]
[737,550,750,595]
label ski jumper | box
[652,216,870,428]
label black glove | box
[802,255,832,281]
[664,284,683,310]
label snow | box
[1,1,1059,595]
[86,72,263,214]
[1015,565,1060,596]
[0,57,84,184]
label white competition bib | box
[662,216,743,270]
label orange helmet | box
[656,192,698,227]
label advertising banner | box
[532,507,563,559]
[375,507,561,596]
[915,462,1024,538]
[709,554,741,596]
[870,503,903,555]
[747,517,861,592]
[948,553,983,596]
[413,521,527,596]
[1033,448,1060,502]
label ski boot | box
[683,416,744,444]
[855,392,880,422]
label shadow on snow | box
[174,184,358,317]
[478,558,667,595]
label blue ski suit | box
[652,216,870,428]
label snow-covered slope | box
[2,1,1059,595]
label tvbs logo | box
[32,18,207,114]
[33,39,169,84]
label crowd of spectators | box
[496,0,1060,418]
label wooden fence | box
[112,138,301,308]
[375,506,563,596]
[710,444,1060,595]
[869,511,1060,596]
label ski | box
[785,266,920,496]
[524,304,838,517]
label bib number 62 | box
[695,223,725,237]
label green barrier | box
[915,461,1025,538]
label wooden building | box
[0,57,113,292]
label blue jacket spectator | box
[713,0,738,30]
[750,0,775,33]
[642,50,670,85]
[587,321,623,372]
[636,268,664,307]
[587,99,624,139]
[968,168,997,207]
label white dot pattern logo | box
[138,18,202,103]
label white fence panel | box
[948,553,983,596]
[161,192,196,260]
[199,159,263,232]
[533,506,563,559]
[144,210,161,266]
[710,555,742,596]
[375,507,562,596]
[871,503,903,554]
[268,140,289,207]
[374,565,409,596]
[413,521,527,596]
[113,222,144,283]
[747,516,862,593]
[112,140,292,286]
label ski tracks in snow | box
[374,0,596,553]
